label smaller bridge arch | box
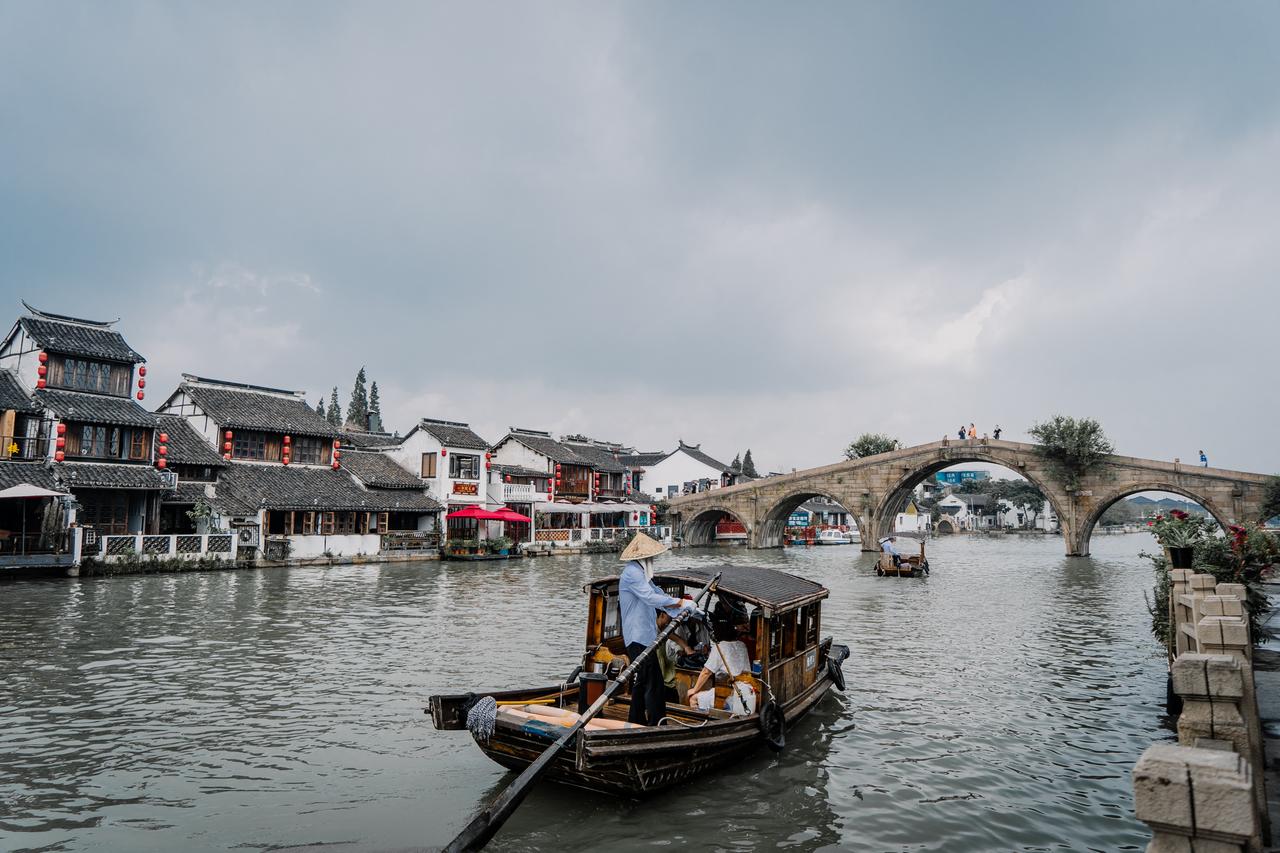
[755,488,864,549]
[1075,481,1233,556]
[682,505,751,547]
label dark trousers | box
[626,642,665,726]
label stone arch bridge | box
[668,439,1272,556]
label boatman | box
[880,536,902,567]
[618,532,695,726]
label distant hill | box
[1123,495,1209,515]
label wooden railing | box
[381,531,441,551]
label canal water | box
[0,534,1171,852]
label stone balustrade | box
[1133,572,1269,852]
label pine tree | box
[327,387,342,426]
[346,367,369,429]
[741,449,758,478]
[730,453,742,473]
[367,381,383,433]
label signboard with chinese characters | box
[788,511,808,527]
[452,482,479,496]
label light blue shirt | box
[881,540,900,556]
[619,561,681,647]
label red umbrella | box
[491,506,531,523]
[446,505,506,520]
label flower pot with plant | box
[1149,510,1209,568]
[489,536,513,556]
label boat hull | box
[429,669,838,796]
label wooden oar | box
[443,571,722,853]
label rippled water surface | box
[0,534,1171,852]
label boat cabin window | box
[602,590,620,640]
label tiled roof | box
[182,381,338,438]
[341,451,423,489]
[619,451,669,469]
[493,463,548,478]
[18,315,143,363]
[53,462,172,490]
[157,415,226,467]
[164,481,217,505]
[0,370,39,413]
[676,442,733,474]
[34,389,158,427]
[503,430,592,465]
[416,418,490,450]
[215,463,440,514]
[560,440,627,473]
[341,431,402,449]
[0,461,62,491]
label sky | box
[2,2,1278,475]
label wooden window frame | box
[421,452,437,478]
[320,512,335,535]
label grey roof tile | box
[341,451,423,489]
[182,381,338,438]
[19,315,143,362]
[560,440,627,473]
[215,463,441,514]
[34,389,158,427]
[340,431,403,448]
[53,462,172,490]
[416,418,490,450]
[502,430,592,465]
[156,415,227,467]
[0,461,62,491]
[676,442,733,473]
[0,370,39,413]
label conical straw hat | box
[620,532,669,562]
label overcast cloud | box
[2,2,1277,474]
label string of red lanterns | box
[282,434,291,465]
[136,362,146,401]
[332,439,341,469]
[223,430,233,461]
[36,351,47,389]
[156,430,168,469]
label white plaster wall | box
[491,438,551,473]
[0,327,41,392]
[286,533,382,558]
[640,451,724,500]
[387,429,445,502]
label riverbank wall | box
[1131,570,1269,851]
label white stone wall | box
[286,533,382,559]
[640,450,725,501]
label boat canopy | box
[587,564,828,614]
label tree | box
[1262,476,1280,524]
[741,450,759,478]
[327,387,342,426]
[1028,415,1114,491]
[730,453,742,473]
[998,480,1046,528]
[315,399,325,417]
[368,381,383,432]
[843,433,901,460]
[953,479,986,495]
[346,367,369,429]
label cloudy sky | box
[2,3,1277,474]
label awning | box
[491,506,532,523]
[534,501,592,515]
[0,484,69,499]
[446,505,507,520]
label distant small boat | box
[815,529,852,546]
[848,529,861,544]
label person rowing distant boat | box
[618,533,697,726]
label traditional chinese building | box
[384,418,491,541]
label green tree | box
[1262,475,1280,524]
[741,449,758,478]
[843,433,901,460]
[346,367,369,429]
[369,381,382,419]
[730,453,742,473]
[1028,415,1114,491]
[994,480,1046,527]
[953,479,986,495]
[327,387,342,426]
[315,399,325,417]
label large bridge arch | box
[868,448,1071,553]
[755,488,865,549]
[683,506,751,547]
[1075,481,1233,556]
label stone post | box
[1170,569,1194,656]
[1133,744,1254,852]
[1171,653,1247,756]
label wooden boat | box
[427,564,848,796]
[876,537,930,577]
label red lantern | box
[138,366,147,377]
[55,450,64,462]
[55,437,65,449]
[332,439,340,449]
[333,450,341,460]
[504,475,511,483]
[485,452,492,460]
[56,423,66,436]
[158,432,168,443]
[555,463,561,471]
[283,435,291,445]
[158,446,167,456]
[440,448,447,456]
[332,461,340,470]
[38,351,48,364]
[225,430,233,440]
[156,458,167,470]
[223,452,231,461]
[282,456,290,465]
[137,379,145,389]
[37,365,47,377]
[632,512,639,522]
[136,391,144,401]
[223,441,232,452]
[36,379,46,389]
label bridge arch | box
[869,450,1070,552]
[682,505,751,547]
[755,488,863,549]
[1076,481,1233,555]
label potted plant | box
[489,536,513,556]
[1149,510,1209,568]
[448,537,477,557]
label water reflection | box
[1,535,1166,852]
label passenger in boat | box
[618,533,694,726]
[655,609,698,703]
[686,621,757,716]
[880,536,903,567]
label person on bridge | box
[993,425,1002,440]
[967,423,977,440]
[957,425,966,440]
[618,533,695,726]
[1200,450,1208,467]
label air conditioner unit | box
[161,470,178,489]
